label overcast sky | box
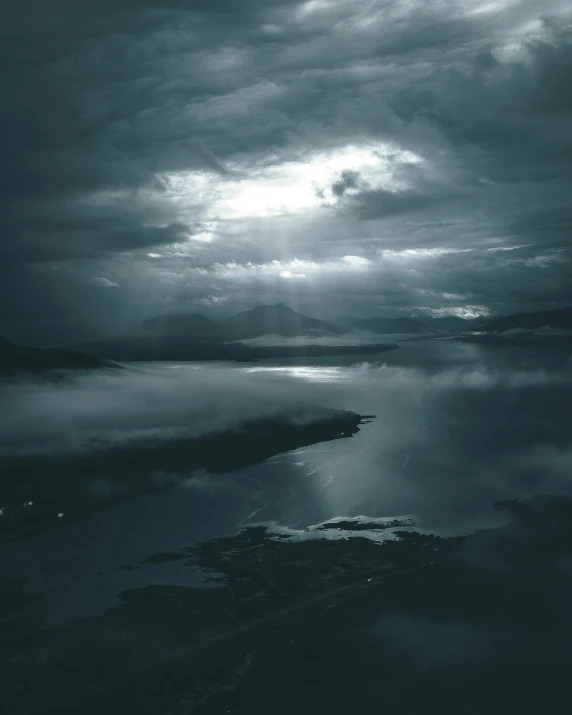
[2,0,571,343]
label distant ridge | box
[480,307,572,333]
[223,303,343,340]
[83,303,344,347]
[0,336,115,377]
[75,303,398,362]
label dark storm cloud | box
[1,0,571,339]
[331,170,362,197]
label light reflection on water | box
[243,365,352,383]
[2,341,572,623]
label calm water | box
[2,339,572,623]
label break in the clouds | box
[1,0,571,341]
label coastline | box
[0,410,373,544]
[4,496,572,714]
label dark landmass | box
[0,410,373,543]
[4,496,572,714]
[342,316,431,334]
[0,336,116,377]
[75,303,402,362]
[456,307,572,346]
[76,338,398,362]
[315,518,414,531]
[480,306,572,333]
[78,304,350,361]
[456,332,572,347]
[222,303,343,340]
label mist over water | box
[1,340,572,622]
[237,342,572,534]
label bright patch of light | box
[209,256,373,280]
[279,270,307,279]
[161,142,420,221]
[417,289,469,300]
[486,245,524,252]
[91,276,119,288]
[380,247,473,259]
[296,0,337,18]
[244,365,348,383]
[198,295,228,306]
[192,221,217,243]
[413,305,491,319]
[466,0,521,16]
[342,255,371,266]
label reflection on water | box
[244,365,351,382]
[1,340,572,623]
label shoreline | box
[4,495,572,714]
[0,410,373,544]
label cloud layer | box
[1,0,571,341]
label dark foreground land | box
[0,410,372,542]
[3,496,572,714]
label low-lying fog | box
[2,341,572,623]
[1,342,571,519]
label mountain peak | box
[248,303,296,314]
[223,303,343,339]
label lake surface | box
[2,339,572,624]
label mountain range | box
[456,307,572,345]
[478,307,572,334]
[77,304,397,361]
[4,305,571,371]
[112,304,478,347]
[129,303,344,343]
[80,303,572,358]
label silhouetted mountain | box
[343,316,431,334]
[480,307,572,333]
[75,304,405,361]
[0,336,115,377]
[129,313,225,341]
[224,303,343,340]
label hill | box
[480,307,572,333]
[77,304,356,361]
[0,336,115,377]
[223,303,343,340]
